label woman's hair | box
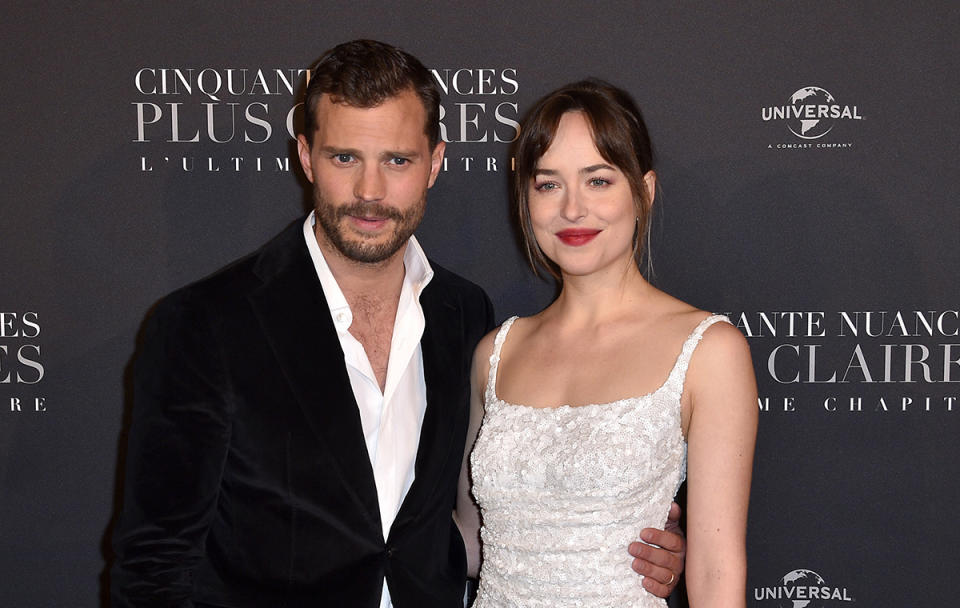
[513,79,656,279]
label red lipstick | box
[556,228,601,246]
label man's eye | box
[389,157,409,166]
[334,154,354,163]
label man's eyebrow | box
[316,146,423,160]
[318,145,360,155]
[381,149,423,160]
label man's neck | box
[314,232,407,305]
[313,230,407,392]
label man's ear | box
[427,141,446,188]
[297,134,315,183]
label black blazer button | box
[386,546,394,557]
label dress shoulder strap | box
[662,314,732,398]
[486,316,519,399]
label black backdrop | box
[2,3,958,606]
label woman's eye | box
[589,177,610,187]
[534,182,557,191]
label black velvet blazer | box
[111,219,494,607]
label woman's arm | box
[453,330,495,578]
[683,321,758,608]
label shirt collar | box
[302,212,434,332]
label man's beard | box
[313,187,425,264]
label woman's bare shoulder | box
[472,314,537,375]
[472,325,500,378]
[685,314,755,396]
[645,288,715,333]
[645,290,749,370]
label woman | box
[454,80,758,607]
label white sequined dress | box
[470,314,729,607]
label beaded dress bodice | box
[470,314,729,607]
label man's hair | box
[303,39,441,148]
[513,79,656,279]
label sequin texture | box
[470,315,729,607]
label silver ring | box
[665,572,675,586]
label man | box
[111,40,684,607]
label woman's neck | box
[548,261,653,326]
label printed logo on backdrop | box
[762,86,863,151]
[1,311,46,414]
[133,67,304,173]
[132,67,519,174]
[728,310,959,414]
[431,68,520,173]
[754,569,855,607]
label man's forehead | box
[315,88,423,116]
[312,91,429,145]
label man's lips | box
[348,214,390,231]
[556,228,601,246]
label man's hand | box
[628,502,686,598]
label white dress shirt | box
[303,214,433,608]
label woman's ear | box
[642,170,657,208]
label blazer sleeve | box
[111,289,233,607]
[481,290,496,335]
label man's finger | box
[666,501,682,523]
[639,527,686,553]
[641,575,672,599]
[628,541,682,573]
[630,554,678,598]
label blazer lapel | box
[247,221,381,531]
[392,281,462,530]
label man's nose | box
[354,164,386,202]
